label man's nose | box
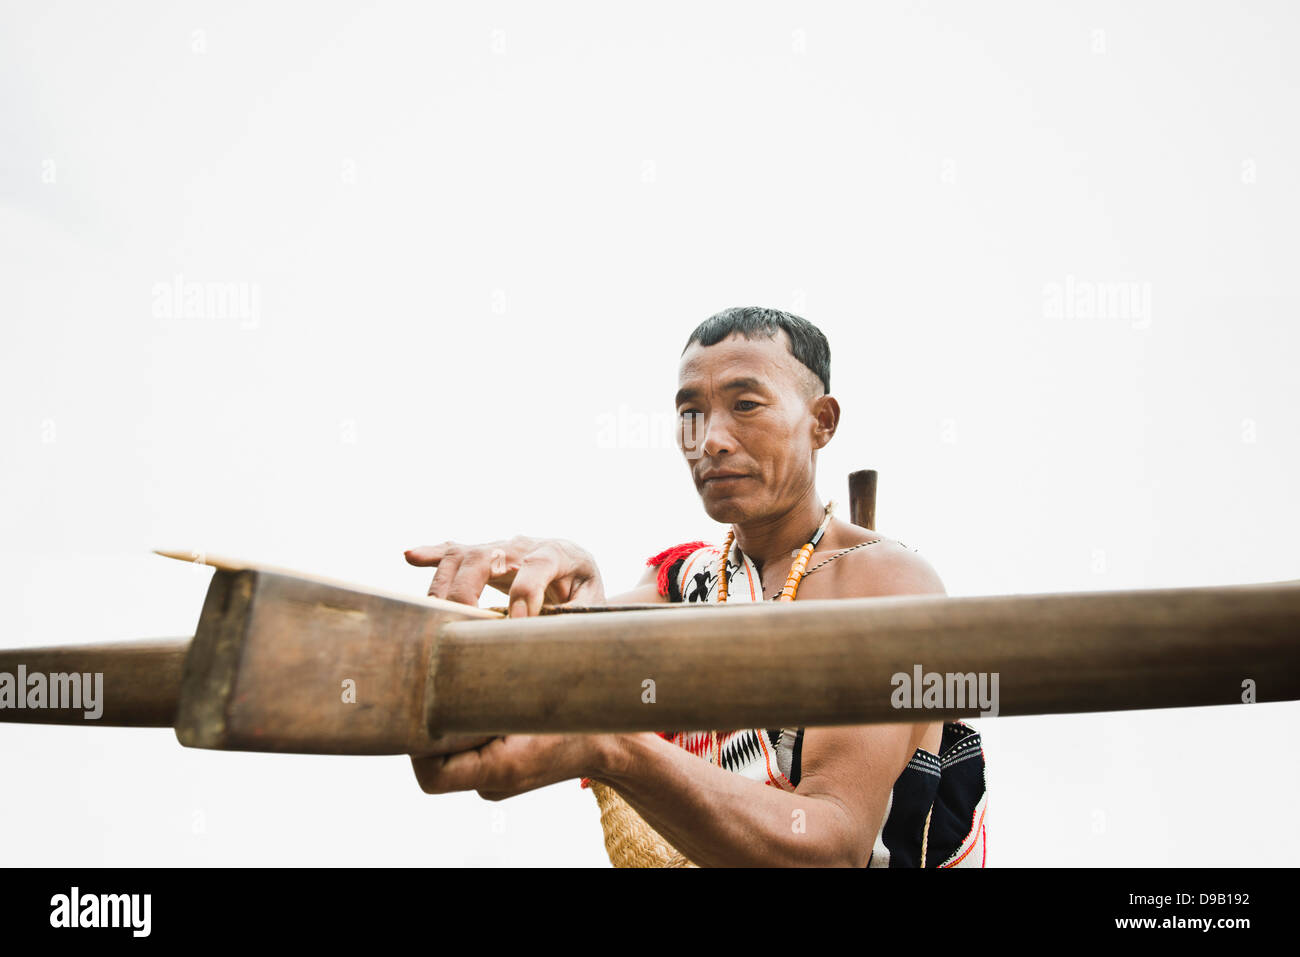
[681,412,733,459]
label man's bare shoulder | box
[813,522,947,598]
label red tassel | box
[645,540,712,598]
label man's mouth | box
[701,472,749,485]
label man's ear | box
[811,395,840,449]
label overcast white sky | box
[1,1,1297,866]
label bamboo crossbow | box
[2,470,1298,754]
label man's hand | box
[404,536,605,617]
[411,733,622,799]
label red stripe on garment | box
[940,801,987,868]
[755,730,796,792]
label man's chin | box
[699,491,751,525]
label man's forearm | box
[592,732,864,867]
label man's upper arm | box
[604,563,668,604]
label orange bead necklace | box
[716,501,835,603]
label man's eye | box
[735,400,759,411]
[679,409,700,417]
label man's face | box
[675,330,825,524]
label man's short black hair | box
[683,306,831,395]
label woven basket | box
[589,780,698,868]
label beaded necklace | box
[717,500,836,603]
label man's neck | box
[732,489,826,584]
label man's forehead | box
[677,331,796,386]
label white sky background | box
[1,1,1297,866]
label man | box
[404,306,987,867]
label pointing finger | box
[404,545,447,567]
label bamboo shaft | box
[428,580,1300,734]
[4,581,1298,749]
[0,639,189,726]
